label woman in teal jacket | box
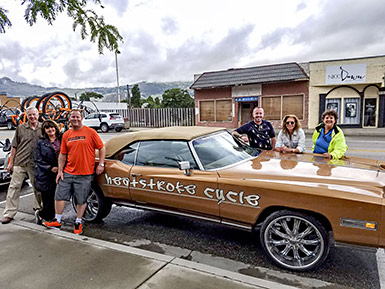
[312,109,347,160]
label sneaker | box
[34,210,42,225]
[42,219,62,230]
[74,222,83,235]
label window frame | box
[115,140,199,169]
[198,99,233,122]
[261,94,305,121]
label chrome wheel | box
[83,190,99,221]
[261,211,329,271]
[71,183,112,222]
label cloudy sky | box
[1,0,385,89]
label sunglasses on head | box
[286,121,295,125]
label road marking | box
[0,192,33,205]
[377,248,385,289]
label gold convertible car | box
[82,126,385,272]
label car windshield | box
[192,131,260,170]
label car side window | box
[114,142,139,165]
[85,113,95,119]
[136,140,198,169]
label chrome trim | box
[114,200,220,223]
[340,218,377,231]
[221,220,252,231]
[112,200,252,230]
[188,140,204,170]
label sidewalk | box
[0,209,297,289]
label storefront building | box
[190,62,309,129]
[308,55,385,129]
[0,93,20,106]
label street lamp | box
[115,50,121,103]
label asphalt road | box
[0,190,382,289]
[0,128,384,288]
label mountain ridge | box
[0,77,193,102]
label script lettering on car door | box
[105,173,260,207]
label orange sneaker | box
[74,222,83,235]
[42,219,62,229]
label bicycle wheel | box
[74,102,97,117]
[35,93,53,113]
[25,96,41,108]
[42,92,72,120]
[20,96,33,112]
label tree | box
[130,84,142,108]
[161,88,194,108]
[145,95,162,108]
[79,91,103,101]
[0,0,122,54]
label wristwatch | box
[99,163,105,167]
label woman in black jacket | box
[34,120,62,224]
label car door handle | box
[131,173,142,177]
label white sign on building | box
[232,84,262,97]
[325,63,366,84]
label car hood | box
[218,150,385,198]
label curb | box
[4,210,299,289]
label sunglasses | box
[286,121,295,125]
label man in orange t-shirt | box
[43,109,105,234]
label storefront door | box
[363,98,377,127]
[240,102,257,124]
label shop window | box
[262,95,304,120]
[326,97,364,125]
[199,101,215,121]
[216,100,232,121]
[283,95,303,119]
[199,99,232,122]
[364,98,377,127]
[325,99,341,124]
[262,96,280,120]
[343,98,360,125]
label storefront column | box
[379,87,385,128]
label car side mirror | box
[178,161,191,176]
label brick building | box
[190,62,309,130]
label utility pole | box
[127,84,131,108]
[115,50,121,103]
